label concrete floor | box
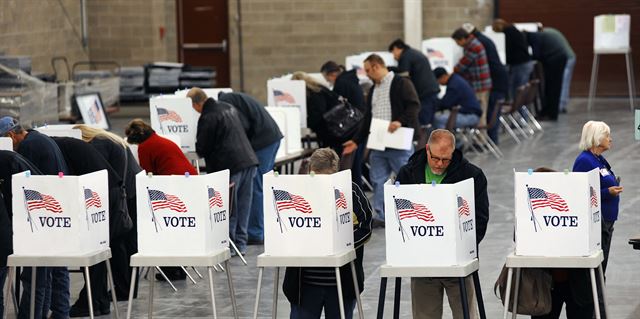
[5,98,640,318]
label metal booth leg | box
[393,277,401,319]
[588,53,600,111]
[459,277,470,319]
[473,271,487,319]
[590,268,602,319]
[512,268,521,319]
[148,266,156,319]
[502,267,513,319]
[3,267,14,319]
[126,267,138,319]
[84,266,95,319]
[224,260,238,319]
[376,277,387,319]
[598,264,609,318]
[335,267,346,319]
[272,267,280,319]
[252,267,264,319]
[106,259,120,319]
[350,261,364,319]
[208,267,218,319]
[30,267,36,319]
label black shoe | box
[69,305,107,317]
[155,269,187,281]
[372,219,386,228]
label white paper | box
[0,137,13,151]
[366,118,414,151]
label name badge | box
[600,168,610,176]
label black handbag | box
[322,96,364,141]
[109,146,133,241]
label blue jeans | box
[248,141,280,241]
[19,267,70,319]
[487,90,506,144]
[229,166,257,252]
[434,112,480,129]
[508,61,535,99]
[0,266,6,318]
[419,94,439,126]
[290,284,356,319]
[560,56,576,112]
[369,148,413,220]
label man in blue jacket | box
[432,68,482,130]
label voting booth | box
[514,169,601,257]
[135,170,230,256]
[481,29,507,65]
[594,14,631,51]
[263,170,354,257]
[266,106,302,156]
[35,124,82,139]
[422,38,463,73]
[384,178,477,267]
[12,170,109,256]
[149,95,198,152]
[267,79,307,128]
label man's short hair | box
[187,87,208,104]
[427,129,456,149]
[433,67,448,80]
[308,148,339,174]
[320,61,343,74]
[388,38,408,52]
[451,28,470,40]
[364,54,386,67]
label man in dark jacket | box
[342,54,420,227]
[283,148,372,319]
[0,195,10,317]
[433,67,483,130]
[52,137,123,317]
[492,19,535,100]
[396,129,489,318]
[464,23,509,143]
[0,117,71,319]
[190,88,259,254]
[320,61,367,189]
[218,91,283,245]
[389,39,440,126]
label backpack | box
[494,265,553,316]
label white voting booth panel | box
[265,106,302,155]
[514,169,601,257]
[149,96,198,152]
[271,73,331,89]
[384,178,477,267]
[267,79,307,128]
[136,170,230,256]
[422,38,463,73]
[263,170,354,257]
[345,51,397,83]
[0,137,12,151]
[514,22,541,33]
[127,143,140,164]
[594,15,630,51]
[35,125,82,140]
[175,88,233,99]
[12,170,109,256]
[482,29,507,65]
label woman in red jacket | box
[124,119,196,281]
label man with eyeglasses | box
[396,129,489,319]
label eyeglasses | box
[427,149,452,165]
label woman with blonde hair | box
[73,124,143,300]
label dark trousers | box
[110,197,139,299]
[19,267,70,319]
[487,90,506,144]
[541,57,567,120]
[596,220,615,319]
[418,93,439,126]
[289,283,356,319]
[531,281,594,319]
[74,262,109,312]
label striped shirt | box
[454,35,492,92]
[371,71,394,121]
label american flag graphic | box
[335,189,347,210]
[273,90,296,104]
[84,189,102,209]
[426,48,445,59]
[457,196,470,217]
[527,187,569,212]
[395,198,435,222]
[273,189,312,213]
[157,107,183,123]
[148,189,188,213]
[24,189,63,213]
[590,186,598,208]
[208,187,224,209]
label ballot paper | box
[366,118,414,151]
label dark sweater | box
[573,151,619,221]
[397,46,440,99]
[16,130,69,175]
[218,92,283,151]
[437,73,482,116]
[503,25,532,65]
[333,69,366,112]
